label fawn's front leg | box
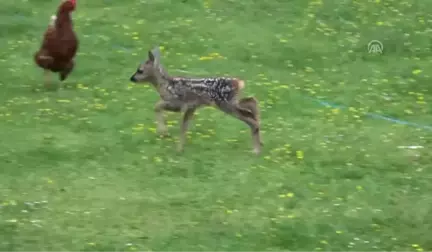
[154,100,181,136]
[178,107,196,152]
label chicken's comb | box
[70,0,76,5]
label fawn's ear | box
[151,46,161,66]
[148,50,155,62]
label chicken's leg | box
[44,70,51,89]
[59,60,74,82]
[56,60,74,90]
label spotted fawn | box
[129,47,262,154]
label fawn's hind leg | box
[218,102,262,155]
[238,97,262,146]
[239,97,260,123]
[178,107,197,152]
[154,100,182,136]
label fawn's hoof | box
[159,132,169,138]
[157,127,169,137]
[253,147,261,155]
[176,145,184,153]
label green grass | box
[1,0,432,250]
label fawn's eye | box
[137,69,143,74]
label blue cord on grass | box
[311,98,432,131]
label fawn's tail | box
[232,78,245,91]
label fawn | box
[129,47,263,154]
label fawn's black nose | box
[130,76,136,82]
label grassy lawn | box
[1,0,431,250]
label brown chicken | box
[34,0,78,88]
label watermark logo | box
[368,40,383,54]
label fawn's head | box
[129,47,161,84]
